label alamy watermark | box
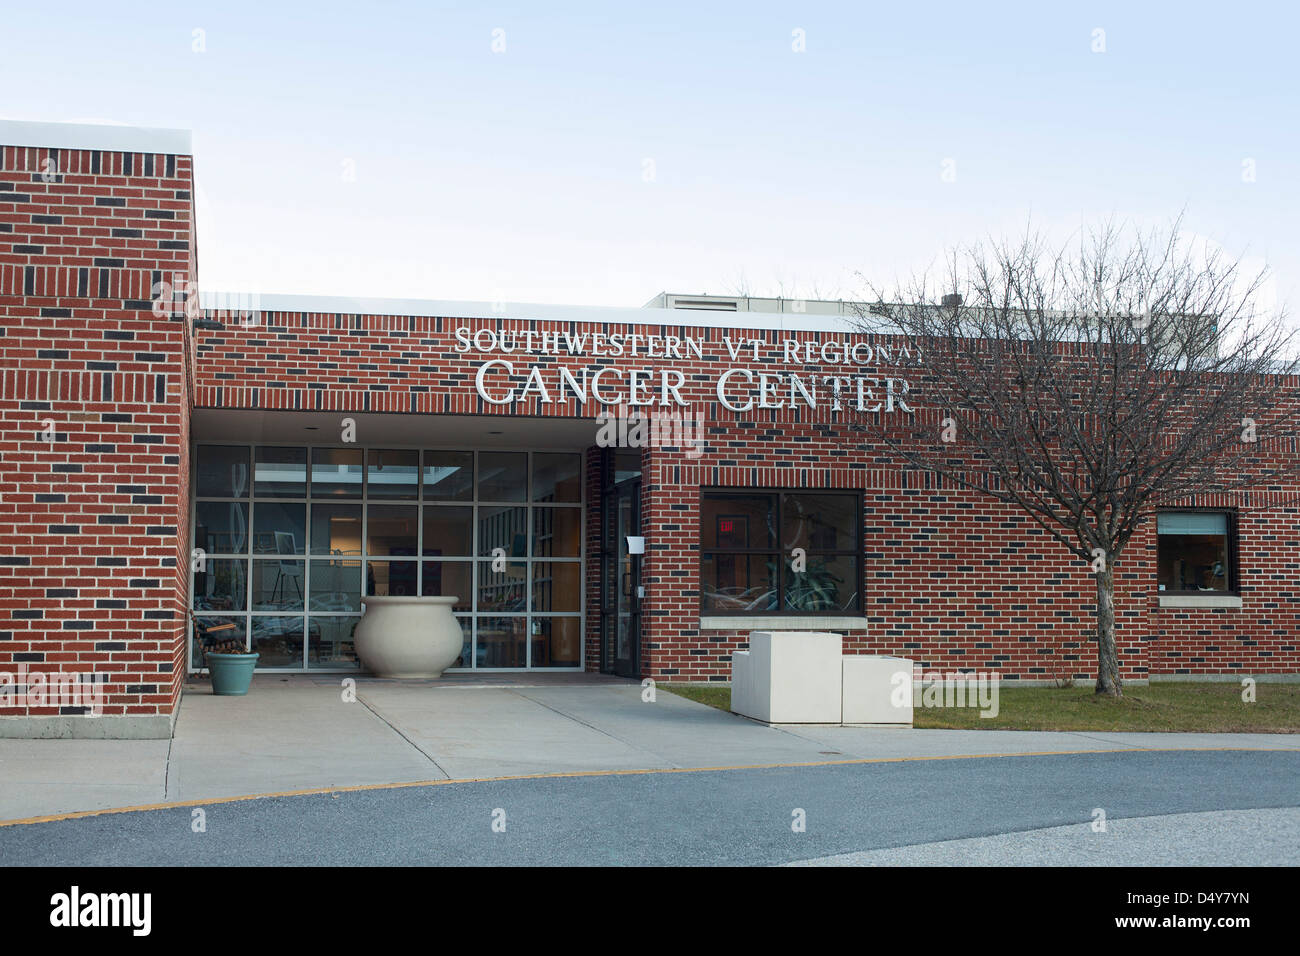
[0,664,106,715]
[907,670,1001,718]
[595,409,704,458]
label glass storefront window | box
[309,503,362,555]
[252,559,305,611]
[532,617,582,667]
[532,507,580,557]
[194,615,247,662]
[251,615,304,667]
[478,616,527,667]
[533,453,582,503]
[454,616,474,668]
[423,506,473,556]
[479,452,527,501]
[367,505,418,556]
[255,446,307,498]
[479,505,527,557]
[477,560,527,612]
[311,447,363,498]
[532,562,581,612]
[310,559,362,611]
[194,501,247,555]
[196,445,249,498]
[366,560,418,596]
[252,502,306,554]
[193,558,248,612]
[421,561,472,610]
[368,449,419,499]
[309,617,360,669]
[423,451,473,500]
[193,447,585,671]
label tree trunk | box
[1094,565,1123,697]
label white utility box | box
[842,655,914,725]
[731,633,914,726]
[730,631,843,724]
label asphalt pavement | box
[2,749,1296,866]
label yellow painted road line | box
[1,746,1295,828]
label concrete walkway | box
[2,673,1298,823]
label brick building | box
[2,120,1297,738]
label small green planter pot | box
[207,652,260,696]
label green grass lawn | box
[658,681,1300,733]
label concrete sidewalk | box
[2,674,1298,822]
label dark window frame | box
[699,488,863,615]
[1155,507,1239,596]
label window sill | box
[699,615,869,631]
[1157,594,1243,609]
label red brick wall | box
[0,142,194,723]
[190,312,1300,682]
[638,453,1147,682]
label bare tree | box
[853,220,1300,696]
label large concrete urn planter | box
[354,596,463,678]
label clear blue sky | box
[4,1,1296,311]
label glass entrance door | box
[613,480,640,677]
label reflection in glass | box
[254,446,307,498]
[367,449,419,499]
[531,562,581,612]
[423,450,473,500]
[701,494,776,549]
[423,506,473,556]
[421,561,471,611]
[193,558,247,612]
[309,503,361,555]
[478,452,527,501]
[252,502,306,554]
[700,554,776,612]
[194,615,247,665]
[781,493,858,551]
[454,616,474,668]
[784,555,858,612]
[196,445,250,498]
[477,560,526,612]
[479,506,527,557]
[1157,512,1230,592]
[477,616,526,667]
[532,617,581,667]
[367,505,417,555]
[252,559,305,611]
[194,501,247,555]
[615,450,640,484]
[366,560,418,596]
[309,560,362,611]
[309,617,360,669]
[251,615,304,667]
[311,447,363,498]
[533,507,580,557]
[532,453,582,502]
[191,445,591,672]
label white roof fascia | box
[0,119,192,155]
[200,292,874,335]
